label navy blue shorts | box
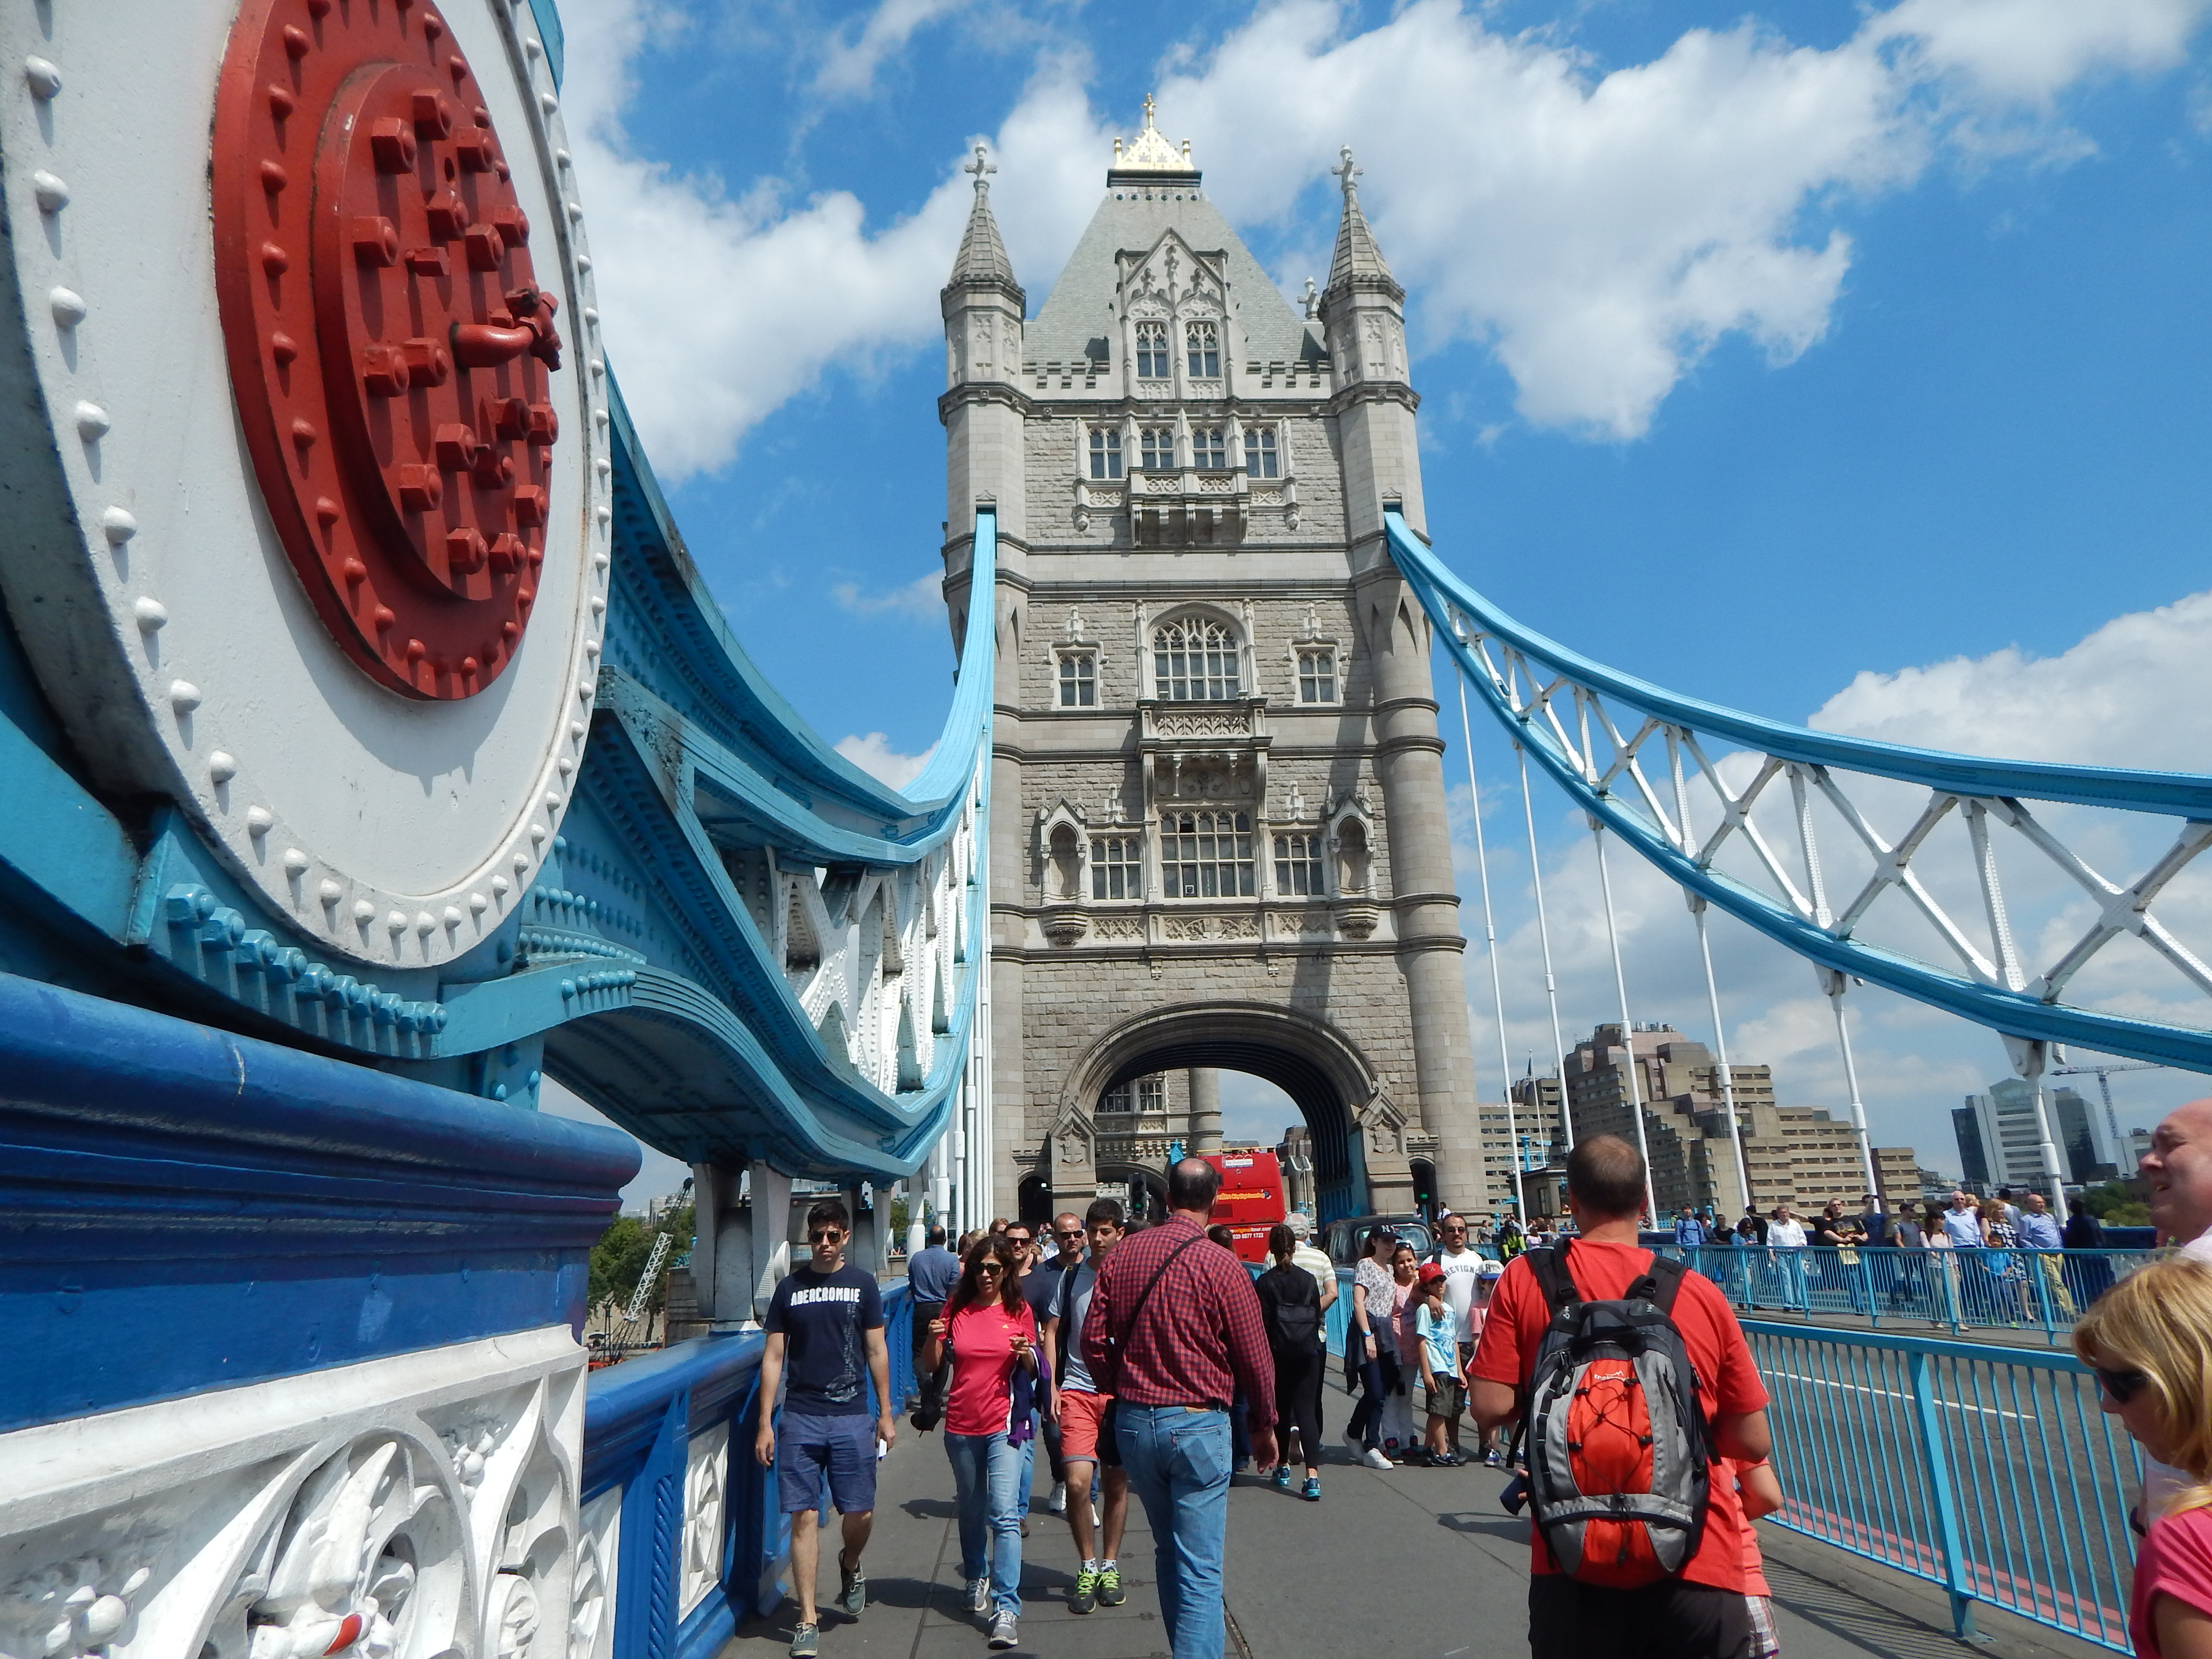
[776,1411,878,1516]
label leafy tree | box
[589,1203,695,1314]
[2080,1179,2151,1227]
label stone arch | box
[1056,1002,1410,1222]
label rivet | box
[291,417,316,446]
[524,37,542,59]
[577,255,592,273]
[246,807,274,836]
[260,159,289,193]
[541,92,559,114]
[209,751,237,784]
[444,906,464,929]
[416,911,437,935]
[593,548,610,567]
[267,84,295,119]
[555,148,571,168]
[513,852,530,873]
[168,680,202,712]
[102,507,137,543]
[387,911,407,935]
[271,331,298,364]
[319,878,343,904]
[544,791,562,810]
[23,57,61,100]
[342,556,367,583]
[32,171,68,212]
[557,757,574,777]
[577,679,595,700]
[448,56,469,82]
[49,288,86,327]
[584,640,600,661]
[469,892,488,915]
[596,508,612,529]
[75,402,109,439]
[529,824,547,846]
[355,899,377,924]
[583,307,600,326]
[492,875,511,896]
[134,597,168,630]
[282,25,311,58]
[284,848,311,875]
[261,241,290,275]
[570,720,587,740]
[321,500,345,529]
[594,457,611,478]
[566,202,584,223]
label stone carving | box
[240,1437,455,1659]
[1251,489,1284,507]
[678,1423,729,1620]
[1057,1130,1088,1166]
[488,1573,540,1659]
[1153,710,1249,739]
[1143,474,1179,493]
[1198,477,1233,494]
[1,1557,154,1659]
[1092,916,1145,940]
[1041,907,1090,947]
[568,1491,618,1659]
[1218,916,1261,939]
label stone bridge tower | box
[939,115,1482,1225]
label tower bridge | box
[1,8,2204,1659]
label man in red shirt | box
[1082,1158,1276,1659]
[1472,1135,1772,1659]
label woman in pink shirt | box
[2072,1256,2212,1659]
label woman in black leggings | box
[1257,1222,1328,1500]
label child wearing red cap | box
[1414,1262,1466,1467]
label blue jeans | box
[1118,1405,1231,1659]
[944,1431,1028,1616]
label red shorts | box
[1057,1387,1111,1463]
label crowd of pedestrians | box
[753,1096,2212,1659]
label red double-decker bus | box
[1203,1149,1288,1263]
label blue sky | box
[555,0,2212,1202]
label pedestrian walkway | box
[716,1377,2111,1659]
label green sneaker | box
[789,1624,818,1659]
[1096,1565,1125,1607]
[838,1561,866,1618]
[1071,1567,1099,1614]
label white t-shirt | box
[1433,1245,1486,1343]
[2142,1233,2212,1515]
[1767,1217,1808,1249]
[1292,1243,1336,1298]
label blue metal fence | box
[1747,1319,2137,1649]
[580,1283,916,1659]
[1660,1244,2155,1347]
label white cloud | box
[564,0,2209,472]
[1811,588,2212,772]
[831,571,946,622]
[815,0,976,99]
[836,731,938,787]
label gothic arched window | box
[1186,320,1220,378]
[1152,617,1241,701]
[1135,321,1170,380]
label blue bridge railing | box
[1657,1244,2154,1347]
[1748,1319,2136,1649]
[578,1284,916,1659]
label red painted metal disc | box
[213,0,558,699]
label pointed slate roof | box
[1324,146,1401,299]
[947,144,1022,297]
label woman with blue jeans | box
[922,1238,1039,1651]
[1342,1226,1399,1470]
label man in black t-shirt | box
[755,1198,894,1658]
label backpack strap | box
[1527,1240,1580,1315]
[1623,1253,1690,1314]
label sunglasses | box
[1055,1228,1085,1239]
[808,1228,844,1243]
[974,1262,1005,1276]
[2096,1366,2150,1406]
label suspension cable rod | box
[1519,744,1573,1149]
[1669,726,1753,1221]
[1457,662,1526,1221]
[1593,817,1659,1222]
[1820,968,1881,1196]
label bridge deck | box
[716,1374,2108,1659]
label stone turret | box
[941,144,1027,544]
[1320,147,1421,533]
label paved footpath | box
[717,1377,2111,1659]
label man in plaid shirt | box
[1082,1158,1276,1659]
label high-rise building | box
[1953,1104,1991,1190]
[2053,1086,2114,1183]
[1560,1022,1919,1217]
[1958,1078,2067,1195]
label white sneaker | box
[988,1611,1019,1649]
[1047,1480,1067,1515]
[966,1577,991,1616]
[1361,1446,1394,1470]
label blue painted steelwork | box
[0,967,636,1431]
[1746,1319,2136,1650]
[1663,1244,2152,1347]
[1387,509,2212,1071]
[581,1284,916,1657]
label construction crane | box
[611,1229,675,1354]
[2051,1060,2166,1145]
